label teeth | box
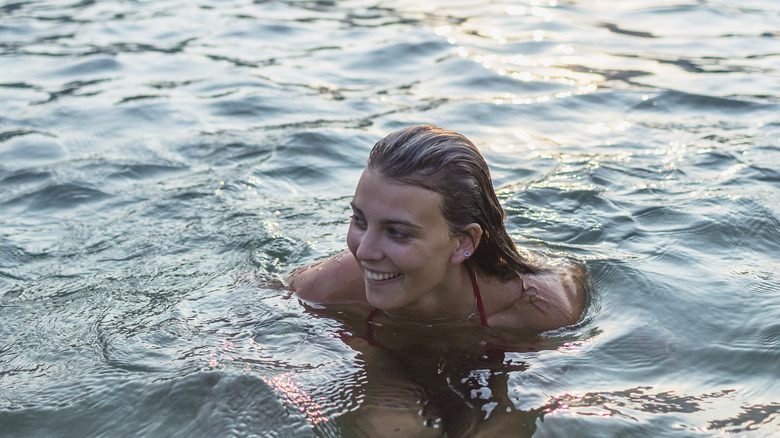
[366,271,400,281]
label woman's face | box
[347,169,463,316]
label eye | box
[387,228,410,240]
[350,214,366,228]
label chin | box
[364,288,401,310]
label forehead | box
[352,169,446,224]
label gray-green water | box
[1,0,779,436]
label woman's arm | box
[286,250,367,305]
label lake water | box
[1,0,779,436]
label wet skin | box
[346,168,478,321]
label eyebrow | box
[350,202,424,229]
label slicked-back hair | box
[366,125,538,279]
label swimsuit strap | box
[365,307,381,346]
[468,266,489,327]
[367,306,378,324]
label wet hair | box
[366,124,538,279]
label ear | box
[450,223,482,265]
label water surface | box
[1,0,779,436]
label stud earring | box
[464,251,471,258]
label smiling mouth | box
[365,270,401,281]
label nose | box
[354,228,383,262]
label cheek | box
[346,225,359,255]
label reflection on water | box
[1,0,779,436]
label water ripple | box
[2,0,780,436]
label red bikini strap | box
[365,307,381,346]
[469,267,488,327]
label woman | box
[288,124,586,331]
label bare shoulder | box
[519,262,587,330]
[488,261,587,331]
[286,250,367,305]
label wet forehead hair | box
[366,125,537,278]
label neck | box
[381,265,477,325]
